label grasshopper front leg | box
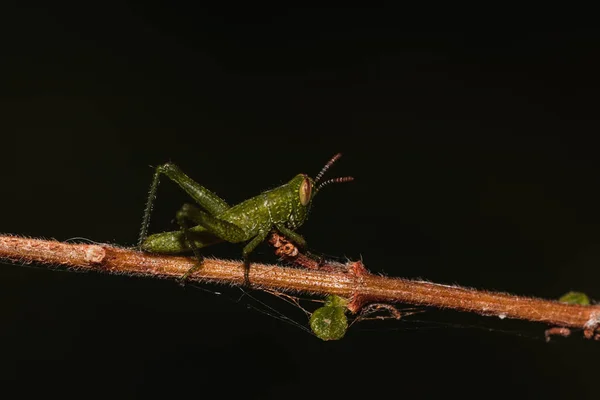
[275,224,307,248]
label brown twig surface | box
[1,234,599,340]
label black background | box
[1,4,600,399]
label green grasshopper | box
[138,153,353,280]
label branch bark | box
[1,234,598,340]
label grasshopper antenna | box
[316,176,354,193]
[315,153,343,184]
[314,153,354,193]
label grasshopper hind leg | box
[139,203,223,284]
[137,162,231,250]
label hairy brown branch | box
[1,234,599,340]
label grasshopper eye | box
[299,177,312,206]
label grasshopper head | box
[286,153,353,228]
